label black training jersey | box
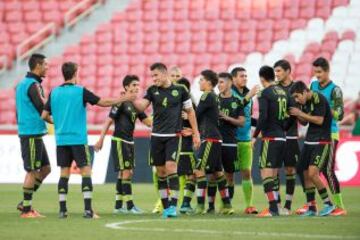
[254,85,288,138]
[276,81,298,137]
[144,84,190,135]
[219,95,244,143]
[196,91,222,140]
[109,101,147,141]
[302,92,332,142]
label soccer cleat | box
[16,201,24,212]
[128,206,144,214]
[295,204,309,215]
[113,207,128,214]
[301,210,317,217]
[219,207,235,215]
[195,204,206,214]
[166,205,177,218]
[152,199,163,214]
[179,205,194,214]
[279,207,291,216]
[330,207,347,216]
[59,211,68,219]
[244,206,258,214]
[83,210,100,219]
[256,209,278,217]
[20,210,44,218]
[162,207,169,219]
[319,204,336,217]
[206,207,215,214]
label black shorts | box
[57,145,92,168]
[177,136,196,176]
[282,138,300,167]
[259,139,285,169]
[111,138,135,171]
[149,136,180,166]
[20,136,50,172]
[196,140,222,173]
[221,143,238,173]
[299,143,331,171]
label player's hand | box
[249,85,260,98]
[192,132,201,150]
[181,127,193,137]
[251,138,256,148]
[181,111,188,120]
[219,111,229,121]
[94,139,103,152]
[289,107,302,117]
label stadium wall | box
[1,134,360,186]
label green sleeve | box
[331,86,344,121]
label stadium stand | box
[0,0,359,126]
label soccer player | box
[132,63,200,218]
[152,66,185,214]
[15,53,52,218]
[193,70,233,215]
[253,66,288,217]
[177,77,198,214]
[309,57,346,216]
[42,62,136,219]
[209,72,244,212]
[94,75,152,214]
[230,67,258,214]
[169,66,183,83]
[289,81,336,216]
[273,60,301,214]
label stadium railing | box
[65,0,105,29]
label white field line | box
[105,219,358,239]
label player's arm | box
[138,112,152,127]
[94,117,114,152]
[184,105,200,150]
[132,99,151,112]
[29,83,53,124]
[220,103,245,127]
[96,93,136,107]
[331,86,344,121]
[290,97,326,126]
[40,92,53,124]
[253,95,268,138]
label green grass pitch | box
[0,184,359,240]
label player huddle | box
[15,53,345,219]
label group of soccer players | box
[15,53,346,219]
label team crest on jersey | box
[171,151,177,160]
[172,90,179,97]
[154,91,159,95]
[125,161,130,167]
[231,102,237,109]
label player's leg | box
[121,169,142,213]
[73,145,98,219]
[302,169,317,216]
[179,151,196,213]
[33,138,51,193]
[111,139,124,212]
[283,139,300,212]
[222,145,236,201]
[19,137,44,218]
[207,173,217,213]
[151,167,162,213]
[238,142,257,214]
[323,140,346,215]
[164,137,182,215]
[56,146,72,218]
[309,144,335,216]
[257,140,281,217]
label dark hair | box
[177,77,190,91]
[150,62,167,72]
[218,72,233,81]
[312,57,330,72]
[273,59,291,73]
[289,81,309,95]
[230,67,246,77]
[201,69,218,87]
[123,75,139,88]
[28,53,46,71]
[259,65,275,82]
[62,62,78,81]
